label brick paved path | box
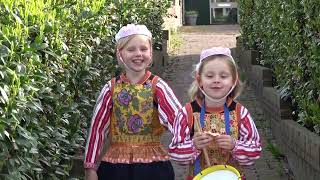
[160,25,293,180]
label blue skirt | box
[97,161,175,180]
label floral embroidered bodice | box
[194,111,239,167]
[188,100,242,176]
[102,75,168,164]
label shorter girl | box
[84,24,182,180]
[169,47,262,179]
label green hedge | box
[0,0,171,179]
[238,0,320,135]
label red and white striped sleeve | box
[168,106,199,164]
[231,105,262,165]
[84,81,113,170]
[154,78,182,133]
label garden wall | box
[149,32,170,75]
[163,0,183,30]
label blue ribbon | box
[194,101,230,176]
[224,103,230,135]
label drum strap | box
[194,100,231,175]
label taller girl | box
[169,47,262,179]
[84,24,181,180]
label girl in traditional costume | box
[169,47,262,179]
[84,24,182,180]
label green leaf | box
[0,71,4,79]
[33,168,43,172]
[0,45,10,58]
[0,86,9,104]
[26,101,43,112]
[4,130,10,139]
[30,147,38,154]
[15,63,26,74]
[12,13,23,25]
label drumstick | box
[194,117,211,167]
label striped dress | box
[84,71,182,170]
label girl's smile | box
[119,35,152,74]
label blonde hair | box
[188,55,243,101]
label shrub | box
[0,0,171,179]
[238,0,320,135]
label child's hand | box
[192,132,213,149]
[85,169,98,180]
[215,134,236,151]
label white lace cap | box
[200,47,233,63]
[115,24,152,42]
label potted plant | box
[185,10,198,25]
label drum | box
[193,165,241,180]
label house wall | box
[163,0,183,30]
[185,0,239,25]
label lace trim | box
[101,142,169,164]
[111,135,161,143]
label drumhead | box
[200,170,238,180]
[193,165,241,180]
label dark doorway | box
[185,0,210,25]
